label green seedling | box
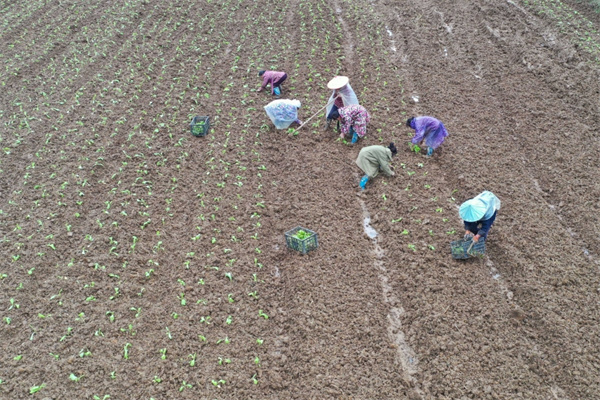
[211,379,226,387]
[69,373,84,382]
[30,383,46,394]
[258,310,269,319]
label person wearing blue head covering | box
[459,191,501,242]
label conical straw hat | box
[327,76,349,90]
[459,199,487,222]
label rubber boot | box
[426,147,434,157]
[359,175,369,190]
[273,86,281,96]
[324,119,332,130]
[351,131,359,144]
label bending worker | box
[258,70,287,96]
[356,143,397,190]
[329,104,370,144]
[406,116,449,157]
[459,191,501,242]
[264,99,302,129]
[325,76,359,130]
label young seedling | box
[69,373,84,382]
[29,383,46,394]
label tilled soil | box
[1,0,599,399]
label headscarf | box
[406,117,415,128]
[258,70,265,76]
[459,191,501,222]
[388,142,397,156]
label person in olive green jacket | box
[356,143,397,190]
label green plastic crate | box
[450,237,486,259]
[190,116,210,137]
[285,226,318,254]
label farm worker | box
[459,191,501,242]
[406,116,449,157]
[355,143,397,190]
[264,99,303,129]
[257,70,287,96]
[325,76,359,130]
[328,104,370,144]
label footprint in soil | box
[509,309,526,322]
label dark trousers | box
[273,73,287,87]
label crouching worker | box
[325,76,359,130]
[406,116,449,157]
[356,143,397,190]
[459,191,501,242]
[329,104,370,144]
[264,99,302,129]
[258,70,287,96]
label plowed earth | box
[1,0,600,399]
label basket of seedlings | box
[450,237,486,259]
[285,226,318,254]
[190,116,210,137]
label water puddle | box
[363,216,378,239]
[357,193,422,394]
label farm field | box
[1,0,600,399]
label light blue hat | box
[459,198,486,222]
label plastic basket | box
[190,116,210,137]
[450,237,486,259]
[285,226,318,254]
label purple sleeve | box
[411,122,425,144]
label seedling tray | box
[285,226,318,254]
[190,116,210,137]
[450,238,486,259]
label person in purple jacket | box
[257,70,287,96]
[406,116,449,157]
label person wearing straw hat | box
[325,76,359,130]
[328,104,370,144]
[406,116,449,157]
[257,70,287,96]
[355,143,397,190]
[264,99,302,129]
[459,191,501,243]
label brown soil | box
[1,0,600,399]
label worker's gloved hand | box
[472,234,481,243]
[464,231,474,240]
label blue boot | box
[273,86,281,96]
[426,147,434,157]
[351,128,359,144]
[359,175,369,190]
